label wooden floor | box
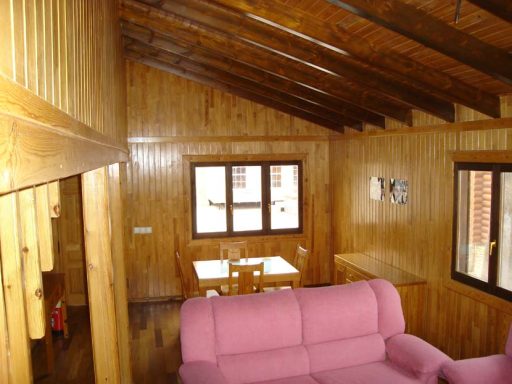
[32,300,183,383]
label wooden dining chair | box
[263,244,309,292]
[175,251,219,299]
[219,241,248,262]
[222,261,264,296]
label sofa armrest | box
[386,334,452,379]
[179,361,228,384]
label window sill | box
[188,232,306,247]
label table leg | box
[292,279,299,289]
[61,297,69,338]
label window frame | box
[452,161,512,302]
[191,160,303,239]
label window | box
[191,161,302,238]
[271,166,282,188]
[232,166,246,189]
[452,162,512,301]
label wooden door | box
[56,176,87,306]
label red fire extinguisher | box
[50,301,64,333]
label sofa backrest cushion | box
[368,279,405,339]
[180,297,217,363]
[211,289,302,355]
[307,333,386,373]
[217,345,309,384]
[295,282,379,345]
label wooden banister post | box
[0,251,10,383]
[0,192,33,383]
[108,163,133,384]
[82,165,132,383]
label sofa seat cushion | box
[442,354,512,384]
[217,345,309,384]
[306,333,386,373]
[251,375,321,384]
[312,361,423,384]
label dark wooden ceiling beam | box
[124,50,347,133]
[124,40,361,129]
[119,2,413,125]
[466,0,512,24]
[212,0,500,118]
[326,0,512,85]
[151,0,454,122]
[122,22,385,128]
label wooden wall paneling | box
[331,103,512,359]
[25,0,37,93]
[0,0,12,78]
[81,167,122,383]
[35,183,55,271]
[58,0,67,114]
[0,0,126,144]
[125,64,334,299]
[35,0,45,98]
[18,187,45,339]
[11,0,25,86]
[0,192,32,383]
[108,163,133,384]
[43,0,53,103]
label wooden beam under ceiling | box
[125,42,360,127]
[123,23,386,128]
[152,0,455,122]
[326,0,512,85]
[213,0,500,118]
[124,51,349,132]
[466,0,512,23]
[120,1,413,125]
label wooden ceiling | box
[119,0,512,133]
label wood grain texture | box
[18,188,45,340]
[82,167,122,383]
[330,103,512,359]
[0,0,126,145]
[35,183,55,271]
[108,163,133,384]
[0,193,32,383]
[124,62,331,300]
[0,241,9,383]
[0,114,127,195]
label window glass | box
[232,166,262,232]
[456,170,492,282]
[232,166,246,189]
[191,161,302,238]
[194,166,227,233]
[498,172,512,291]
[271,165,299,230]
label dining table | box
[192,256,300,296]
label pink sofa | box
[179,279,450,384]
[442,324,512,384]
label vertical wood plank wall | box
[125,62,334,300]
[0,0,126,145]
[331,104,512,359]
